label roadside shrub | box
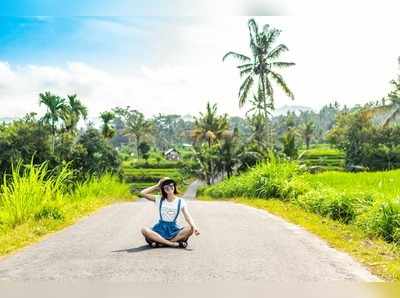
[0,161,72,227]
[202,156,304,200]
[325,195,357,223]
[358,198,400,243]
[34,205,64,221]
[294,187,361,224]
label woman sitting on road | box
[140,177,200,248]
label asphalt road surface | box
[0,180,379,281]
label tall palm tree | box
[39,91,66,153]
[223,18,295,133]
[100,111,115,139]
[191,102,229,148]
[61,94,88,133]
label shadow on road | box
[112,245,194,253]
[112,245,152,253]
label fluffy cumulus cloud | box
[0,60,244,119]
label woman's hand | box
[193,226,200,236]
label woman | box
[140,177,200,248]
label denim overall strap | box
[172,198,181,222]
[159,197,164,221]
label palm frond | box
[264,28,281,50]
[249,38,260,58]
[240,67,253,78]
[383,108,400,128]
[267,44,288,60]
[238,75,254,107]
[222,51,251,62]
[271,61,295,68]
[262,24,270,34]
[264,78,274,109]
[248,19,259,39]
[237,63,253,70]
[270,71,294,100]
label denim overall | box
[151,198,183,240]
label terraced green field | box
[298,146,345,171]
[302,169,400,201]
[122,160,186,193]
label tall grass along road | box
[0,181,378,281]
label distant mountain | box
[181,114,195,122]
[272,105,314,116]
[0,117,17,123]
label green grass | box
[72,173,132,201]
[299,148,345,158]
[298,145,345,171]
[123,172,183,184]
[198,155,305,200]
[199,157,400,267]
[122,159,188,190]
[123,168,182,176]
[302,170,400,201]
[123,168,182,177]
[0,162,135,257]
[0,161,72,227]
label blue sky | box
[0,0,289,16]
[0,16,181,69]
[0,1,172,16]
[0,5,400,119]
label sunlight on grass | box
[0,161,135,257]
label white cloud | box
[0,60,245,119]
[1,16,400,120]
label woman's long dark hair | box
[160,180,179,199]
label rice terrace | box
[0,6,400,286]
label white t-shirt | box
[154,195,187,223]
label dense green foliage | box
[0,114,55,175]
[71,127,121,177]
[199,155,306,200]
[0,162,131,228]
[199,157,400,245]
[328,110,400,170]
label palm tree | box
[246,113,269,150]
[223,18,295,115]
[191,102,230,184]
[191,102,229,148]
[39,91,66,153]
[61,94,88,133]
[368,79,400,127]
[100,111,115,139]
[114,107,154,159]
[193,143,219,185]
[217,129,241,178]
[302,121,314,149]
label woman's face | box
[162,183,175,194]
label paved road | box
[0,180,379,281]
